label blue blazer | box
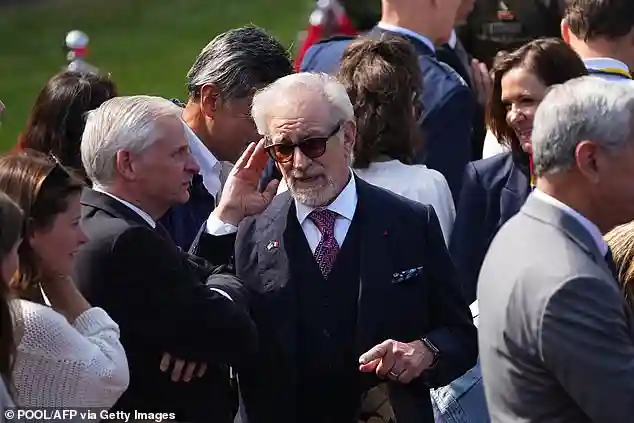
[300,28,476,203]
[449,152,530,303]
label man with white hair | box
[74,95,275,423]
[221,72,477,423]
[478,77,634,422]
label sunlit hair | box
[338,35,424,168]
[81,95,182,187]
[0,150,84,299]
[0,192,23,391]
[18,71,117,178]
[605,221,634,311]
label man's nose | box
[292,145,311,170]
[186,153,201,174]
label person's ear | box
[561,19,571,44]
[199,84,220,119]
[115,150,137,181]
[342,120,356,157]
[575,140,602,183]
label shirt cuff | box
[209,287,233,301]
[206,214,238,235]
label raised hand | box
[212,139,279,226]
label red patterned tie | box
[309,209,340,278]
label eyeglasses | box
[265,123,342,164]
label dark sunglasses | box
[265,123,342,164]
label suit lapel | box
[255,192,299,383]
[354,180,395,354]
[453,39,473,86]
[499,158,530,227]
[522,194,607,268]
[80,188,153,229]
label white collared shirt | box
[376,22,435,53]
[448,29,457,50]
[184,122,223,198]
[584,58,633,83]
[92,186,156,228]
[294,173,358,253]
[182,122,240,235]
[533,189,608,256]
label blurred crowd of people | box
[1,0,634,422]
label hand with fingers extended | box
[160,352,208,383]
[211,139,279,226]
[358,339,435,384]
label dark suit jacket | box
[234,178,478,423]
[73,189,257,423]
[449,152,530,303]
[435,41,486,161]
[300,28,476,203]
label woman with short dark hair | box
[16,71,117,181]
[450,38,589,304]
[338,34,455,243]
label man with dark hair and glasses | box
[211,72,477,423]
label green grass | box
[0,0,311,150]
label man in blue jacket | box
[300,0,475,202]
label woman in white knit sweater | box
[0,151,129,407]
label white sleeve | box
[482,130,509,158]
[206,214,238,235]
[12,301,129,407]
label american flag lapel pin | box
[266,240,279,251]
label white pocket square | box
[392,266,424,283]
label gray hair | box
[532,76,634,176]
[251,72,355,136]
[186,26,293,100]
[81,95,182,187]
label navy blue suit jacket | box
[235,178,478,423]
[449,152,530,303]
[300,28,476,203]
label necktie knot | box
[309,209,338,236]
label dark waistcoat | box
[286,210,362,423]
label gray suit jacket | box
[477,193,634,423]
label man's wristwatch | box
[421,337,441,368]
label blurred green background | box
[0,0,311,150]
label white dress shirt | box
[353,160,455,245]
[92,187,156,228]
[584,57,633,83]
[533,189,608,256]
[181,122,240,235]
[294,173,358,253]
[448,29,458,49]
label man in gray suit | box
[478,76,634,423]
